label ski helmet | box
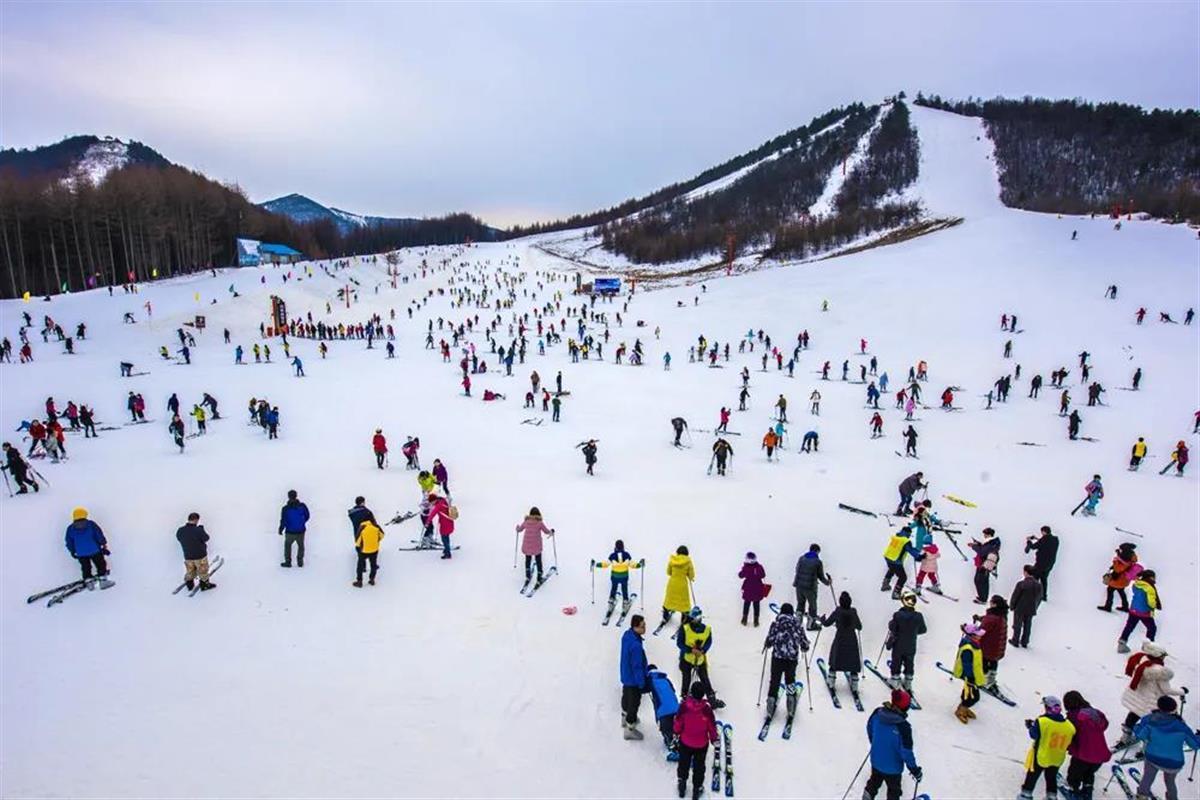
[900,588,917,606]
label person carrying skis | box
[967,527,1001,604]
[65,508,109,581]
[711,438,733,476]
[1017,695,1075,800]
[1098,543,1140,612]
[517,507,555,583]
[177,512,215,592]
[581,439,598,475]
[886,590,926,694]
[1062,690,1111,800]
[902,425,918,457]
[1117,641,1185,746]
[1079,474,1104,516]
[864,689,922,800]
[762,602,808,728]
[761,428,778,461]
[952,622,985,724]
[352,516,384,587]
[738,552,767,626]
[673,682,719,800]
[619,614,650,740]
[793,543,831,630]
[1024,525,1058,601]
[880,525,923,600]
[675,608,723,708]
[1009,565,1044,648]
[3,442,39,493]
[671,417,688,447]
[662,546,695,627]
[1132,695,1200,800]
[1130,437,1148,470]
[820,590,862,696]
[372,430,388,469]
[278,489,310,568]
[896,472,925,516]
[1117,570,1161,653]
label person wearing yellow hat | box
[64,507,109,581]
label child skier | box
[598,540,640,615]
[738,552,767,626]
[952,622,985,724]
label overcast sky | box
[2,1,1197,227]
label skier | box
[809,389,821,415]
[761,602,808,729]
[673,682,719,800]
[64,508,109,581]
[870,412,884,438]
[914,543,941,594]
[372,429,388,469]
[1029,374,1042,399]
[717,407,731,433]
[581,439,598,475]
[189,405,207,435]
[671,417,688,447]
[278,489,310,568]
[551,394,561,422]
[428,493,455,559]
[864,689,922,800]
[1081,475,1103,516]
[647,666,681,759]
[1129,437,1148,470]
[1098,543,1140,612]
[1132,696,1200,800]
[1116,641,1184,749]
[886,589,926,693]
[402,436,421,470]
[598,540,639,614]
[800,430,819,452]
[978,595,1009,693]
[1017,695,1075,800]
[1165,441,1188,475]
[881,525,923,599]
[3,442,40,493]
[168,414,185,453]
[1009,565,1044,648]
[738,387,749,411]
[1116,570,1160,653]
[619,614,649,740]
[352,515,385,587]
[792,543,831,630]
[819,590,862,697]
[662,546,695,627]
[896,472,926,515]
[1132,367,1142,390]
[902,425,918,457]
[1067,409,1082,440]
[517,507,555,584]
[711,438,733,476]
[738,552,767,626]
[761,428,778,461]
[1062,691,1112,800]
[1024,525,1058,601]
[775,394,788,422]
[176,512,215,592]
[967,527,1001,604]
[675,607,723,708]
[952,622,985,724]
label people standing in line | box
[673,683,719,800]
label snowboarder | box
[675,607,722,708]
[372,430,388,469]
[517,507,555,583]
[673,682,719,800]
[176,512,215,592]
[967,527,1001,604]
[886,589,926,693]
[1017,696,1075,800]
[864,689,922,800]
[619,614,649,740]
[278,489,310,568]
[738,552,767,626]
[65,508,109,581]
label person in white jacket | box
[1117,641,1185,747]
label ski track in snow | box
[809,104,886,218]
[1,123,1199,800]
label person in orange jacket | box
[762,428,779,461]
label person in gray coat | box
[1009,564,1043,648]
[793,543,833,630]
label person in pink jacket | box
[1063,690,1111,799]
[516,507,555,583]
[915,543,941,594]
[738,552,768,627]
[673,682,719,799]
[428,493,455,559]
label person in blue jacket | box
[64,507,109,580]
[620,614,649,740]
[646,665,681,760]
[279,489,311,568]
[864,689,922,800]
[1134,696,1200,800]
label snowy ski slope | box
[0,108,1197,799]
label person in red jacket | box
[372,429,387,469]
[673,682,719,799]
[977,595,1008,692]
[27,419,46,456]
[428,493,455,559]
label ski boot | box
[678,780,686,799]
[199,580,216,591]
[785,685,798,719]
[622,720,643,740]
[764,695,777,722]
[740,615,748,626]
[606,598,617,618]
[1096,605,1111,612]
[1017,791,1033,800]
[1117,639,1131,654]
[890,586,903,600]
[927,584,942,595]
[880,578,893,592]
[984,670,998,692]
[709,694,726,710]
[899,675,913,694]
[954,704,971,724]
[185,579,195,591]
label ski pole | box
[875,638,887,668]
[590,559,595,605]
[839,751,870,800]
[1188,745,1197,782]
[0,468,11,498]
[640,561,645,610]
[909,776,921,800]
[513,530,519,569]
[803,648,813,712]
[688,578,698,609]
[756,648,768,707]
[551,532,558,570]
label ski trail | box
[809,104,886,217]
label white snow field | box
[1,107,1198,799]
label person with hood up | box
[864,689,922,800]
[1062,690,1111,800]
[738,552,767,626]
[673,682,719,800]
[1166,440,1189,476]
[793,543,832,630]
[619,614,649,740]
[64,507,109,581]
[662,546,695,626]
[820,590,863,696]
[914,542,941,594]
[1018,695,1075,800]
[1117,641,1185,746]
[761,602,808,728]
[431,458,450,497]
[952,622,985,724]
[516,507,554,582]
[1099,543,1141,613]
[646,665,681,760]
[1133,695,1200,800]
[675,607,723,709]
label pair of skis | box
[1107,765,1157,800]
[398,539,460,552]
[171,556,225,596]
[601,594,638,626]
[710,721,734,796]
[862,660,922,710]
[756,682,804,740]
[520,566,557,597]
[815,658,863,711]
[933,661,1018,705]
[28,577,115,607]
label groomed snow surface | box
[2,128,1199,800]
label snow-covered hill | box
[260,192,420,233]
[0,108,1197,800]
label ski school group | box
[2,248,1197,800]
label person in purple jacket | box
[432,458,450,499]
[1062,690,1111,800]
[738,552,767,626]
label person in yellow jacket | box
[595,539,642,614]
[1129,437,1148,470]
[952,623,986,724]
[1018,696,1075,800]
[662,546,695,626]
[189,404,207,435]
[417,470,437,496]
[353,519,385,587]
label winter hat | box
[901,589,917,607]
[923,543,939,555]
[689,682,707,700]
[1141,641,1167,659]
[745,552,757,562]
[1157,696,1178,713]
[71,507,88,521]
[689,606,703,621]
[891,689,911,711]
[962,623,984,638]
[780,603,795,616]
[1042,695,1062,714]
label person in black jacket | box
[348,496,377,541]
[895,472,926,515]
[793,543,832,630]
[821,591,863,694]
[176,512,215,591]
[887,590,927,693]
[1009,565,1043,648]
[1023,525,1058,602]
